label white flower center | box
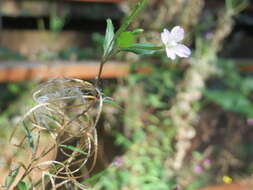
[165,41,178,48]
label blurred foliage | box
[205,60,253,117]
[0,47,26,60]
[92,60,253,189]
[92,61,210,189]
[0,82,35,138]
[129,62,181,109]
[36,33,104,61]
[49,5,68,33]
[0,82,34,111]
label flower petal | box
[166,48,176,60]
[161,29,170,44]
[172,44,191,58]
[171,26,184,42]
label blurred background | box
[0,0,253,189]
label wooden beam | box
[0,0,122,18]
[0,61,129,82]
[65,0,122,2]
[0,58,250,82]
[239,64,253,73]
[198,179,253,190]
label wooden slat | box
[198,180,253,190]
[236,59,253,73]
[0,59,251,82]
[66,0,122,2]
[0,61,129,82]
[0,0,122,18]
[240,64,253,73]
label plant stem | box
[96,58,106,87]
[96,49,120,86]
[114,0,148,39]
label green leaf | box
[132,28,144,35]
[103,19,115,56]
[23,122,35,152]
[121,43,163,55]
[103,98,123,111]
[117,32,136,48]
[59,144,88,156]
[17,181,27,190]
[204,90,253,116]
[4,165,21,189]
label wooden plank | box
[0,58,251,82]
[239,64,253,73]
[66,0,122,2]
[236,59,253,73]
[0,0,122,18]
[0,61,129,82]
[198,179,253,190]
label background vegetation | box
[0,0,253,189]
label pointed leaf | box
[103,98,123,111]
[103,19,115,56]
[17,181,27,190]
[4,166,21,189]
[23,122,35,152]
[60,145,88,156]
[121,43,163,55]
[132,28,144,35]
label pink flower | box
[194,165,203,174]
[204,159,211,165]
[161,26,191,60]
[113,157,123,167]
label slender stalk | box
[96,48,120,86]
[114,0,148,39]
[96,58,107,86]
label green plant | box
[204,59,253,117]
[3,0,249,189]
[49,4,68,33]
[2,0,181,189]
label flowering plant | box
[1,0,191,189]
